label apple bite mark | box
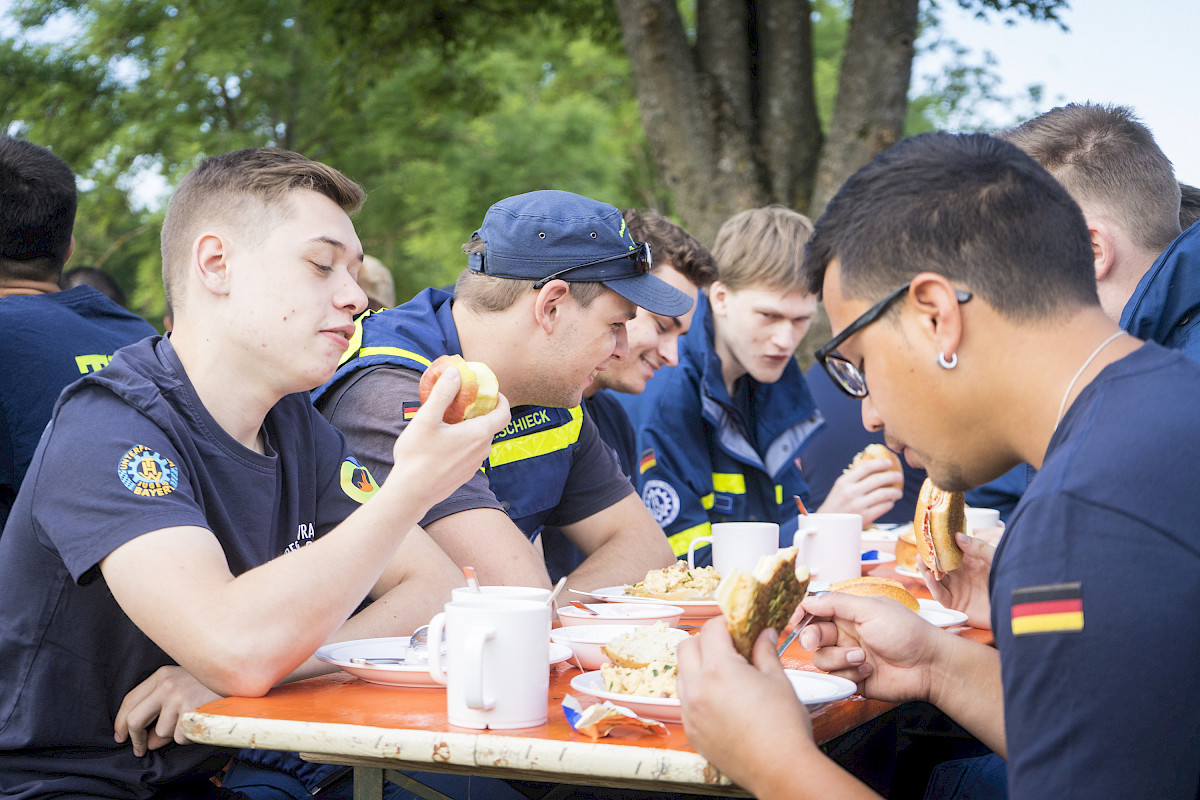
[417,354,500,424]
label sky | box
[928,0,1200,185]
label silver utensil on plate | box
[776,591,827,657]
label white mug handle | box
[792,525,818,577]
[464,625,496,710]
[687,535,713,569]
[427,612,448,685]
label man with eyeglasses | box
[675,132,1200,800]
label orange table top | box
[181,564,990,795]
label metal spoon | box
[408,625,429,657]
[547,576,568,606]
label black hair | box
[801,132,1098,320]
[0,137,77,280]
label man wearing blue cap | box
[312,190,690,593]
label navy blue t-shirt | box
[542,389,639,580]
[0,286,156,529]
[0,337,370,800]
[991,343,1200,799]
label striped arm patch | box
[1010,582,1083,636]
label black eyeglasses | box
[530,241,653,289]
[814,282,972,398]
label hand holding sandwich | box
[920,532,996,630]
[677,619,880,800]
[817,444,904,528]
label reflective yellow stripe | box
[700,493,715,510]
[338,311,372,366]
[776,485,783,505]
[488,406,583,468]
[358,346,431,368]
[712,473,746,494]
[668,522,712,557]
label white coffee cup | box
[451,585,552,604]
[793,513,862,584]
[964,507,1001,534]
[428,598,551,729]
[687,521,780,576]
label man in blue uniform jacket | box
[635,206,904,565]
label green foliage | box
[2,0,646,313]
[1,0,1063,319]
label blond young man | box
[0,148,506,799]
[635,206,902,565]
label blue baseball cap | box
[466,190,694,317]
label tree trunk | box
[810,0,919,215]
[616,0,771,243]
[756,0,822,215]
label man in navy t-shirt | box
[673,132,1200,800]
[0,137,157,530]
[0,148,507,800]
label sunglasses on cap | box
[530,241,653,289]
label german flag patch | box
[402,402,421,421]
[639,448,657,474]
[1011,582,1083,636]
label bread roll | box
[830,576,920,612]
[914,478,965,580]
[895,526,918,572]
[716,546,810,660]
[601,622,689,669]
[848,443,903,488]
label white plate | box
[317,637,572,687]
[918,599,969,628]
[582,586,722,620]
[861,551,896,566]
[894,564,921,578]
[569,669,858,723]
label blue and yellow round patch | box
[118,445,179,497]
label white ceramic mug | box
[428,598,551,729]
[964,507,1001,534]
[687,521,779,576]
[793,513,862,584]
[450,585,552,604]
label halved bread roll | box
[830,576,920,612]
[716,546,810,661]
[601,622,690,669]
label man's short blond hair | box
[1003,103,1181,254]
[160,148,364,314]
[711,205,814,293]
